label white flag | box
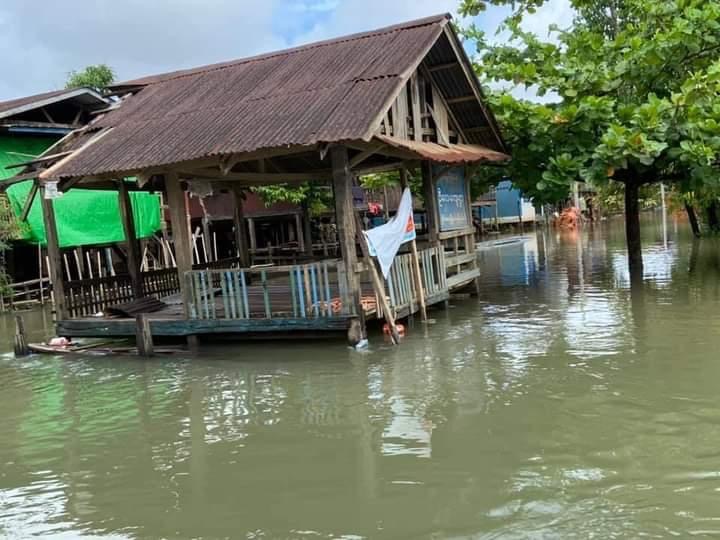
[363,188,416,279]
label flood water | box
[3,214,720,538]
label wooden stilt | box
[135,313,154,357]
[118,179,143,300]
[14,315,29,357]
[40,187,66,319]
[331,145,365,344]
[37,244,45,305]
[232,186,250,268]
[400,167,427,321]
[165,172,197,348]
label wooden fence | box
[372,245,447,318]
[185,260,352,320]
[65,267,180,318]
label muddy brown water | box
[2,214,720,538]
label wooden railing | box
[65,267,181,318]
[185,260,352,320]
[366,245,447,319]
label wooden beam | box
[348,143,386,170]
[330,145,365,344]
[446,95,476,105]
[20,181,38,222]
[165,172,193,317]
[427,62,458,72]
[40,187,66,320]
[40,107,55,124]
[118,179,143,300]
[179,170,331,184]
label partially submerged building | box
[0,89,162,305]
[4,13,509,344]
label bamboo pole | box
[400,167,427,321]
[354,213,400,345]
[37,244,44,305]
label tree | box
[460,0,720,284]
[65,64,115,92]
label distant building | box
[473,180,536,227]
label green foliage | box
[65,64,115,92]
[253,183,332,216]
[460,0,720,206]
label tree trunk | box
[707,200,720,232]
[625,181,643,285]
[685,203,701,238]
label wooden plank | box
[57,317,352,337]
[395,84,409,139]
[410,73,423,142]
[438,226,476,240]
[431,86,450,145]
[445,253,476,268]
[447,268,481,290]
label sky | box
[0,0,573,102]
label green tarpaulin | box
[1,134,162,248]
[6,180,162,248]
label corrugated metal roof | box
[46,15,451,180]
[375,134,509,164]
[0,88,108,120]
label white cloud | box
[0,0,285,100]
[289,0,457,46]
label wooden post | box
[400,167,427,321]
[199,198,213,262]
[331,145,365,344]
[40,186,66,320]
[301,204,313,257]
[135,313,154,357]
[421,161,439,246]
[165,172,194,317]
[14,314,29,357]
[232,187,250,268]
[118,179,143,300]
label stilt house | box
[5,13,509,344]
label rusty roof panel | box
[375,134,509,164]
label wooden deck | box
[55,246,460,339]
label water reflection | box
[2,216,720,538]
